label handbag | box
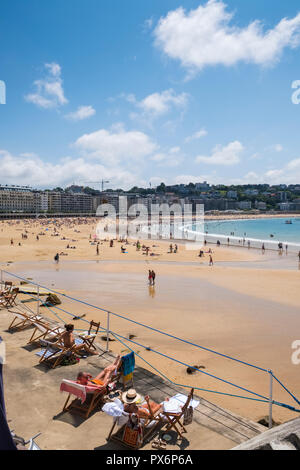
[183,405,193,425]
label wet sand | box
[1,218,300,425]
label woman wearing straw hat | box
[122,389,142,414]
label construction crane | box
[81,180,110,192]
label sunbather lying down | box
[76,355,122,387]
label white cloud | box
[195,141,244,165]
[185,128,208,143]
[25,62,68,109]
[0,150,137,189]
[154,0,300,73]
[273,144,283,152]
[75,126,158,165]
[65,105,96,121]
[125,89,189,118]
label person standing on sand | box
[262,243,265,253]
[148,270,153,286]
[209,255,213,266]
[151,270,156,285]
[54,253,59,263]
[96,243,99,256]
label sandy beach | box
[1,216,300,428]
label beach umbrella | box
[0,338,17,450]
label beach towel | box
[60,379,103,403]
[122,352,135,377]
[163,394,199,413]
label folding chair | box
[74,320,100,354]
[0,281,12,296]
[0,288,19,308]
[28,319,64,345]
[60,379,107,418]
[8,310,43,331]
[35,340,77,369]
[162,388,194,438]
[108,397,163,449]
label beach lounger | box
[27,319,64,345]
[74,320,100,354]
[60,379,107,418]
[0,288,19,309]
[35,340,77,369]
[162,388,195,438]
[107,396,163,449]
[8,310,43,331]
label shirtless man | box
[57,324,97,355]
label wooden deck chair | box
[162,388,194,438]
[60,379,107,418]
[112,352,135,390]
[35,339,78,369]
[108,415,143,450]
[108,397,163,449]
[74,320,100,354]
[0,288,19,308]
[0,281,13,296]
[8,310,43,331]
[28,319,64,345]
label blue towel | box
[122,351,135,376]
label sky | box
[1,0,300,190]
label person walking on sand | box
[209,255,213,266]
[262,243,265,253]
[96,243,99,256]
[151,270,156,286]
[148,270,153,286]
[54,253,59,263]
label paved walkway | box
[0,303,265,450]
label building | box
[238,201,252,210]
[47,192,62,212]
[0,186,35,213]
[61,192,93,213]
[227,190,238,199]
[255,201,267,211]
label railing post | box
[106,311,110,352]
[268,370,273,429]
[37,284,40,316]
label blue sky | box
[1,0,300,189]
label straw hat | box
[122,389,141,404]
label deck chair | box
[74,320,100,354]
[108,397,163,449]
[8,310,43,331]
[162,388,194,438]
[60,379,107,418]
[0,288,19,308]
[27,319,64,345]
[0,281,13,296]
[113,351,135,390]
[35,339,78,369]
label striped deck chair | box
[28,320,64,345]
[8,310,43,331]
[60,379,107,418]
[35,339,77,369]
